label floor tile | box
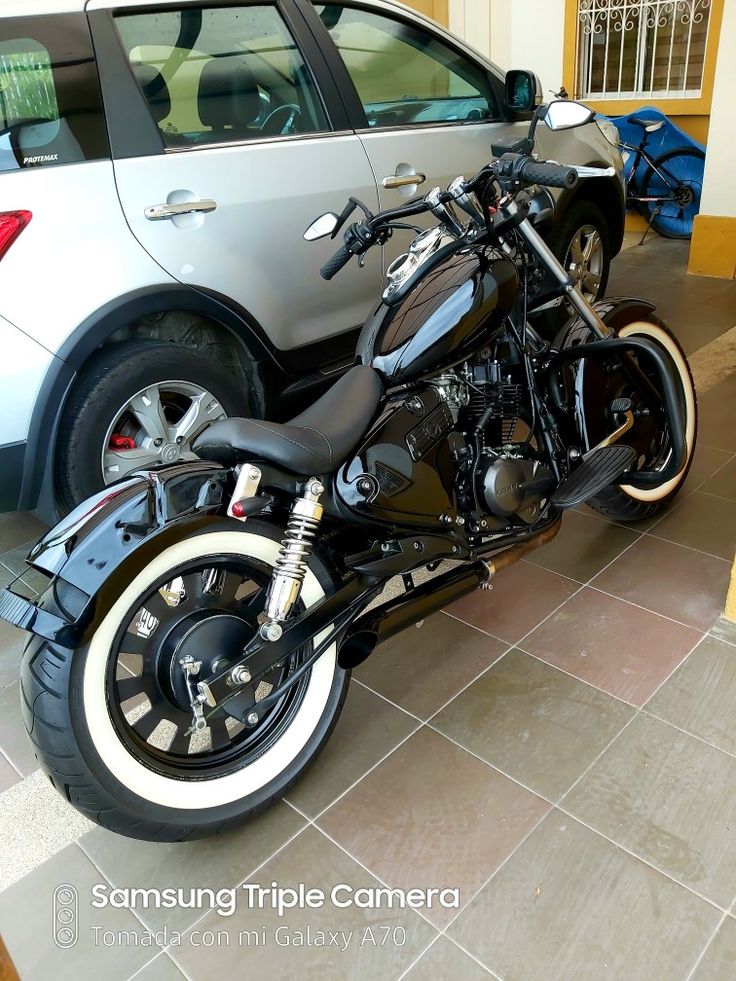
[0,750,19,794]
[81,801,305,934]
[433,650,634,801]
[286,682,418,817]
[403,935,491,980]
[0,682,36,775]
[564,713,736,906]
[129,952,187,981]
[0,541,50,594]
[0,770,92,888]
[0,621,27,692]
[645,636,736,755]
[700,455,736,502]
[522,587,701,706]
[317,727,548,928]
[698,376,736,452]
[171,826,437,980]
[710,616,736,648]
[356,613,507,721]
[447,562,578,646]
[690,915,736,981]
[448,812,719,981]
[0,844,155,981]
[0,513,45,554]
[650,490,736,560]
[683,444,734,492]
[593,535,731,631]
[527,510,639,583]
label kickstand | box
[638,204,661,246]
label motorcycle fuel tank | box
[357,247,518,386]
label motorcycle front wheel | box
[19,521,348,841]
[585,318,697,522]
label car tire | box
[55,340,251,514]
[535,200,612,335]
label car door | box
[307,2,522,266]
[87,0,381,355]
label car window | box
[315,4,499,128]
[114,5,329,149]
[0,16,108,173]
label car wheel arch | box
[557,175,625,255]
[20,285,275,517]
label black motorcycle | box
[0,101,695,840]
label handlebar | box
[320,243,353,281]
[316,152,582,279]
[496,155,579,190]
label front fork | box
[511,204,610,339]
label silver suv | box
[0,0,624,517]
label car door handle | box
[144,199,217,221]
[382,173,426,189]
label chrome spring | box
[262,478,325,631]
[274,512,321,584]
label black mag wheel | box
[640,147,705,240]
[585,318,697,522]
[20,523,349,841]
[108,556,309,779]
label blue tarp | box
[597,107,706,236]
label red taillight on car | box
[0,210,32,260]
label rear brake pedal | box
[551,445,637,509]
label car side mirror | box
[543,99,595,131]
[504,69,542,119]
[304,212,339,241]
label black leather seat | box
[629,115,665,133]
[193,366,384,474]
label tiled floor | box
[0,238,734,980]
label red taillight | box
[0,210,31,261]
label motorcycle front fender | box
[0,461,234,646]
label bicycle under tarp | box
[613,111,705,243]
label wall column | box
[688,0,736,278]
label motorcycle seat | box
[629,116,665,133]
[192,365,383,474]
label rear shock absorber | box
[260,478,325,642]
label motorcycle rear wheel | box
[19,521,348,841]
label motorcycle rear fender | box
[0,461,233,646]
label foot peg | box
[552,445,637,509]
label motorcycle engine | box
[433,362,554,528]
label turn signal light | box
[0,210,31,261]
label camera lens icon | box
[53,884,78,948]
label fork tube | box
[512,207,609,339]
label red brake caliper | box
[109,434,136,450]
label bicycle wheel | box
[640,147,705,239]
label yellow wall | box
[403,0,449,28]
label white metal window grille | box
[576,0,712,99]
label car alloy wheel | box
[565,223,605,301]
[102,380,226,483]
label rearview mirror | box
[304,212,339,241]
[543,99,595,131]
[504,69,542,118]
